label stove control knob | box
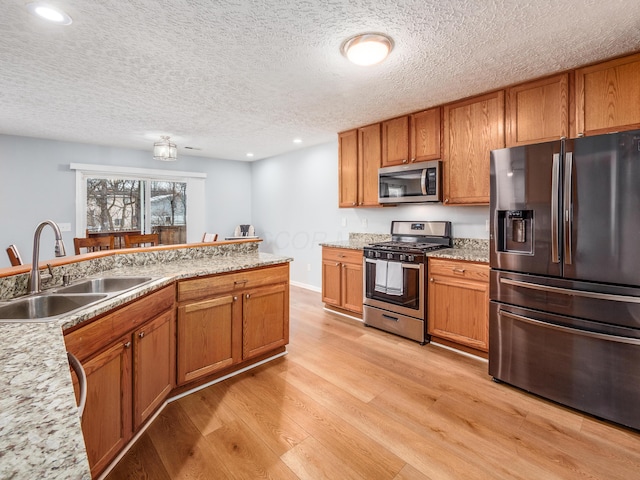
[387,253,393,260]
[399,254,406,261]
[408,255,415,262]
[375,251,381,258]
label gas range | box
[363,221,452,263]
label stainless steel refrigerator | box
[489,129,640,431]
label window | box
[72,163,206,245]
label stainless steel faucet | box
[29,220,66,294]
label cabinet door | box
[133,309,175,430]
[506,73,569,146]
[427,275,489,351]
[243,282,289,360]
[410,107,441,162]
[341,260,363,314]
[176,294,240,384]
[322,258,342,307]
[381,116,410,166]
[443,91,505,205]
[338,129,359,207]
[575,52,640,136]
[358,123,382,206]
[81,335,133,477]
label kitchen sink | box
[53,276,154,294]
[0,293,108,322]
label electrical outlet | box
[307,263,311,272]
[341,217,347,227]
[58,223,71,232]
[485,219,490,232]
[361,218,368,228]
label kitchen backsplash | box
[0,241,259,301]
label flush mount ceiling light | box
[153,136,177,161]
[341,33,393,66]
[26,2,73,25]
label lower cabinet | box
[176,263,290,385]
[321,246,363,314]
[427,258,490,353]
[64,285,175,478]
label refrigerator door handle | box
[551,153,561,263]
[500,277,640,304]
[564,152,574,265]
[499,309,640,346]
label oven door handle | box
[499,309,640,346]
[365,259,421,270]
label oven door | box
[364,258,425,319]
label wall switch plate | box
[341,217,347,227]
[307,263,311,271]
[58,223,71,232]
[485,219,490,232]
[361,218,368,228]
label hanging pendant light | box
[153,136,177,161]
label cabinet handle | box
[335,262,340,266]
[444,198,449,204]
[246,294,250,299]
[138,331,145,339]
[234,279,248,285]
[411,158,416,163]
[402,159,408,163]
[233,296,238,301]
[430,277,434,282]
[352,202,356,206]
[124,341,131,349]
[453,268,466,274]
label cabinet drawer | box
[428,258,489,282]
[322,247,362,265]
[65,285,175,361]
[177,264,289,302]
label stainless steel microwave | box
[378,160,442,204]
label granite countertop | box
[321,233,489,263]
[0,251,292,480]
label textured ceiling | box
[1,0,639,161]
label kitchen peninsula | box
[0,239,292,480]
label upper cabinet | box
[506,73,569,146]
[575,52,640,137]
[381,108,441,167]
[381,116,409,166]
[338,124,381,208]
[410,107,442,162]
[443,91,505,205]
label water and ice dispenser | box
[496,210,533,254]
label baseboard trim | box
[290,280,321,292]
[323,305,363,322]
[430,341,488,362]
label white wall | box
[251,140,489,290]
[0,134,252,267]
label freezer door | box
[564,131,640,286]
[490,141,562,276]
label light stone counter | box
[0,246,292,480]
[320,232,391,251]
[426,238,490,263]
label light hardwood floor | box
[106,286,640,480]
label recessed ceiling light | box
[293,138,302,144]
[341,33,393,66]
[246,153,254,157]
[26,2,73,25]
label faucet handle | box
[41,263,54,285]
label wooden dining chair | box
[73,236,115,255]
[201,232,218,242]
[6,244,23,266]
[123,233,159,248]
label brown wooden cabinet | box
[575,52,640,137]
[176,264,290,384]
[322,247,363,314]
[64,285,175,478]
[506,73,569,146]
[381,116,410,166]
[443,91,505,205]
[381,109,441,167]
[339,125,381,207]
[427,258,489,353]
